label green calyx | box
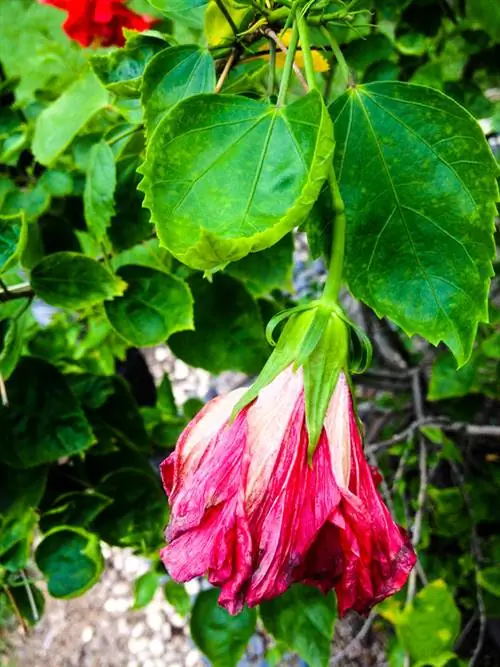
[232,302,367,458]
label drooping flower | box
[40,0,156,47]
[160,362,416,616]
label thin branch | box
[21,570,39,624]
[331,610,377,665]
[0,373,8,407]
[368,419,500,453]
[214,0,239,36]
[260,27,308,92]
[3,585,28,635]
[216,49,238,93]
[0,281,34,303]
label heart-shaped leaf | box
[84,141,116,243]
[331,82,498,365]
[104,265,193,346]
[140,90,333,270]
[31,252,126,309]
[141,45,216,134]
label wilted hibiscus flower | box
[40,0,156,47]
[160,309,416,615]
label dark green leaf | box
[428,350,480,400]
[31,252,127,309]
[142,45,216,133]
[164,580,191,617]
[94,468,168,550]
[190,589,256,667]
[133,570,160,609]
[104,265,194,346]
[140,91,334,270]
[84,141,117,243]
[331,82,498,366]
[0,309,30,380]
[33,69,109,166]
[112,239,172,272]
[157,373,178,417]
[10,581,45,626]
[260,585,337,667]
[225,235,293,297]
[169,273,269,374]
[35,527,104,598]
[467,0,500,42]
[0,357,95,468]
[0,465,47,556]
[0,214,27,274]
[40,491,112,533]
[396,580,460,663]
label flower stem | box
[320,26,350,89]
[321,166,347,307]
[276,19,299,107]
[297,14,316,90]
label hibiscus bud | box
[160,368,416,616]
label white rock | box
[146,610,163,632]
[81,626,94,644]
[150,637,164,657]
[155,348,169,362]
[142,660,156,667]
[113,582,129,596]
[168,611,185,629]
[117,618,129,636]
[127,661,139,667]
[128,637,148,655]
[131,622,146,638]
[104,598,120,613]
[184,580,201,596]
[186,649,202,667]
[162,624,172,640]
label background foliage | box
[0,0,499,665]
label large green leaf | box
[35,527,104,599]
[190,589,256,667]
[104,265,194,346]
[260,585,337,667]
[169,273,269,374]
[33,70,109,166]
[478,566,500,597]
[0,214,27,274]
[0,357,95,468]
[140,90,334,270]
[330,82,498,366]
[164,580,191,616]
[396,580,461,663]
[142,45,216,134]
[0,465,47,556]
[84,141,117,243]
[31,252,126,309]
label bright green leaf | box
[0,214,27,274]
[331,82,498,366]
[142,45,216,134]
[84,141,117,243]
[31,252,127,309]
[112,239,172,272]
[478,566,500,597]
[164,580,191,617]
[190,589,256,667]
[140,91,334,270]
[33,70,109,166]
[169,273,269,374]
[35,527,104,599]
[104,265,193,346]
[396,580,461,663]
[260,585,337,667]
[133,571,160,609]
[467,0,500,42]
[0,357,95,469]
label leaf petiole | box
[321,166,347,308]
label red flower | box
[40,0,156,47]
[160,368,416,616]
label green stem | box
[214,0,239,36]
[297,14,316,90]
[267,38,276,98]
[107,126,142,146]
[276,19,299,107]
[321,166,347,307]
[320,26,350,89]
